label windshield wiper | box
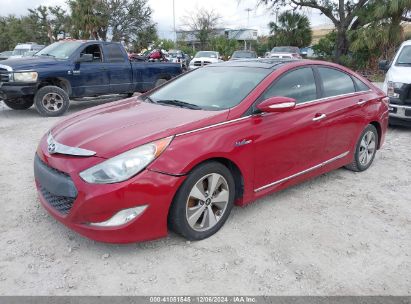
[155,99,202,110]
[36,53,55,58]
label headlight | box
[79,136,173,184]
[387,81,403,98]
[189,61,194,66]
[13,71,38,82]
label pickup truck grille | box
[194,61,212,67]
[0,68,10,83]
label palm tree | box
[268,11,312,48]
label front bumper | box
[34,147,185,243]
[0,82,36,100]
[388,102,411,126]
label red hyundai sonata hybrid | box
[34,59,389,243]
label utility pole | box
[173,0,176,43]
[245,8,252,27]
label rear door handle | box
[312,113,326,121]
[357,99,367,105]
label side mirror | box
[76,53,93,63]
[256,96,296,113]
[379,60,389,71]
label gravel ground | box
[0,98,410,296]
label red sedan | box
[34,59,389,243]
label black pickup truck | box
[0,40,182,116]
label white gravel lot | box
[0,98,410,296]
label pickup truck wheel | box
[3,97,34,110]
[34,86,70,117]
[155,78,168,87]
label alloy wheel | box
[359,130,376,166]
[185,173,230,232]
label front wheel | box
[3,97,34,110]
[168,162,235,240]
[345,124,378,172]
[34,86,70,117]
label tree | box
[209,36,239,58]
[182,8,221,50]
[257,0,411,62]
[68,0,105,39]
[133,23,158,52]
[28,6,70,43]
[268,11,312,48]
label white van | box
[10,43,45,59]
[380,40,411,126]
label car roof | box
[209,58,300,69]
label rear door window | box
[106,44,125,62]
[262,67,317,104]
[318,67,356,97]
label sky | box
[0,0,333,39]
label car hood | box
[192,57,219,62]
[0,56,63,71]
[386,65,411,84]
[50,98,227,159]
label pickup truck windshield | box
[396,46,411,65]
[35,41,83,59]
[148,67,270,110]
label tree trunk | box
[335,27,349,63]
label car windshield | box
[396,46,411,65]
[35,41,83,59]
[12,49,29,56]
[232,51,256,58]
[195,51,217,58]
[148,67,270,110]
[271,47,299,54]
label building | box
[176,28,258,50]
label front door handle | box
[312,113,327,121]
[357,99,367,105]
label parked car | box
[9,42,44,59]
[0,51,13,61]
[0,40,182,116]
[167,49,190,70]
[188,51,222,70]
[300,46,317,58]
[379,39,411,126]
[34,59,388,243]
[269,46,302,59]
[229,50,257,60]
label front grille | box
[203,61,212,65]
[0,68,10,83]
[194,61,202,66]
[40,186,75,215]
[34,155,77,215]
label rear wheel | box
[168,162,235,240]
[34,86,70,117]
[345,124,378,172]
[3,97,34,110]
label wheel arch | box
[369,121,382,149]
[37,77,72,96]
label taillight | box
[292,53,300,58]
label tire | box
[155,78,167,87]
[34,86,70,117]
[3,97,34,110]
[345,124,378,172]
[168,161,235,241]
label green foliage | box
[268,11,312,48]
[312,31,336,58]
[209,36,239,59]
